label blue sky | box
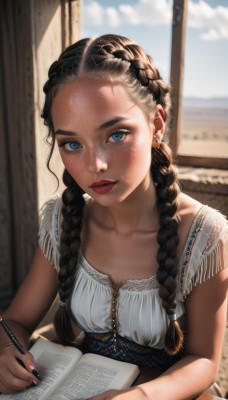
[82,0,228,98]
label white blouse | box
[38,195,228,349]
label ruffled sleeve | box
[178,206,228,300]
[38,195,62,270]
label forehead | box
[51,78,149,128]
[52,78,132,111]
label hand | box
[0,343,39,394]
[87,386,148,400]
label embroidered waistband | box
[83,332,183,372]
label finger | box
[0,347,37,393]
[13,358,38,380]
[17,350,37,371]
[14,351,41,381]
[0,368,35,393]
[6,358,37,388]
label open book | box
[1,337,140,399]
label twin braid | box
[83,36,170,114]
[152,143,184,355]
[42,34,183,353]
[54,170,85,345]
[112,46,169,110]
[93,38,183,354]
[110,40,183,354]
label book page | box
[48,353,139,400]
[0,338,83,399]
[0,339,139,400]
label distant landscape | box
[180,98,228,397]
[179,97,228,157]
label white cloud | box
[83,0,172,27]
[106,7,120,27]
[84,0,104,26]
[83,0,228,41]
[200,28,221,41]
[188,0,228,41]
[119,0,172,26]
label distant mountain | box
[183,97,228,109]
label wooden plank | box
[61,0,81,49]
[176,154,228,169]
[0,0,81,308]
[0,0,38,294]
[169,0,228,168]
[69,0,81,44]
[169,0,188,155]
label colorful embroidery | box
[180,206,209,293]
[83,332,184,372]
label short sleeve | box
[38,195,62,270]
[178,206,228,300]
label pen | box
[0,317,42,381]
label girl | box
[0,34,227,400]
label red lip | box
[89,180,117,194]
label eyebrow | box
[54,129,75,136]
[98,116,129,131]
[54,116,129,137]
[54,129,76,136]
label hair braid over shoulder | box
[42,34,183,352]
[152,143,184,354]
[54,170,85,344]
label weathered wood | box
[177,154,228,170]
[169,0,188,154]
[0,1,38,310]
[0,94,14,311]
[61,0,81,49]
[0,0,81,310]
[70,0,81,45]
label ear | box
[151,105,165,148]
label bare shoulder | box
[178,193,202,218]
[178,192,227,232]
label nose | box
[86,146,108,174]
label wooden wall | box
[0,0,80,312]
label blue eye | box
[58,141,81,152]
[66,142,81,151]
[109,130,129,143]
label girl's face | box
[51,78,156,207]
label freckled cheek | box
[111,142,151,171]
[59,154,84,181]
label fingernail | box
[28,364,36,372]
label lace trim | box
[203,210,227,255]
[193,237,227,284]
[180,206,228,298]
[38,195,62,269]
[180,206,210,293]
[79,251,159,292]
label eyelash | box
[58,140,82,152]
[108,129,130,143]
[57,129,130,153]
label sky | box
[81,0,228,98]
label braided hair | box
[41,34,183,354]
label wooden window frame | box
[169,0,228,169]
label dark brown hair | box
[41,34,183,355]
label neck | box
[96,178,159,235]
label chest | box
[81,222,160,283]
